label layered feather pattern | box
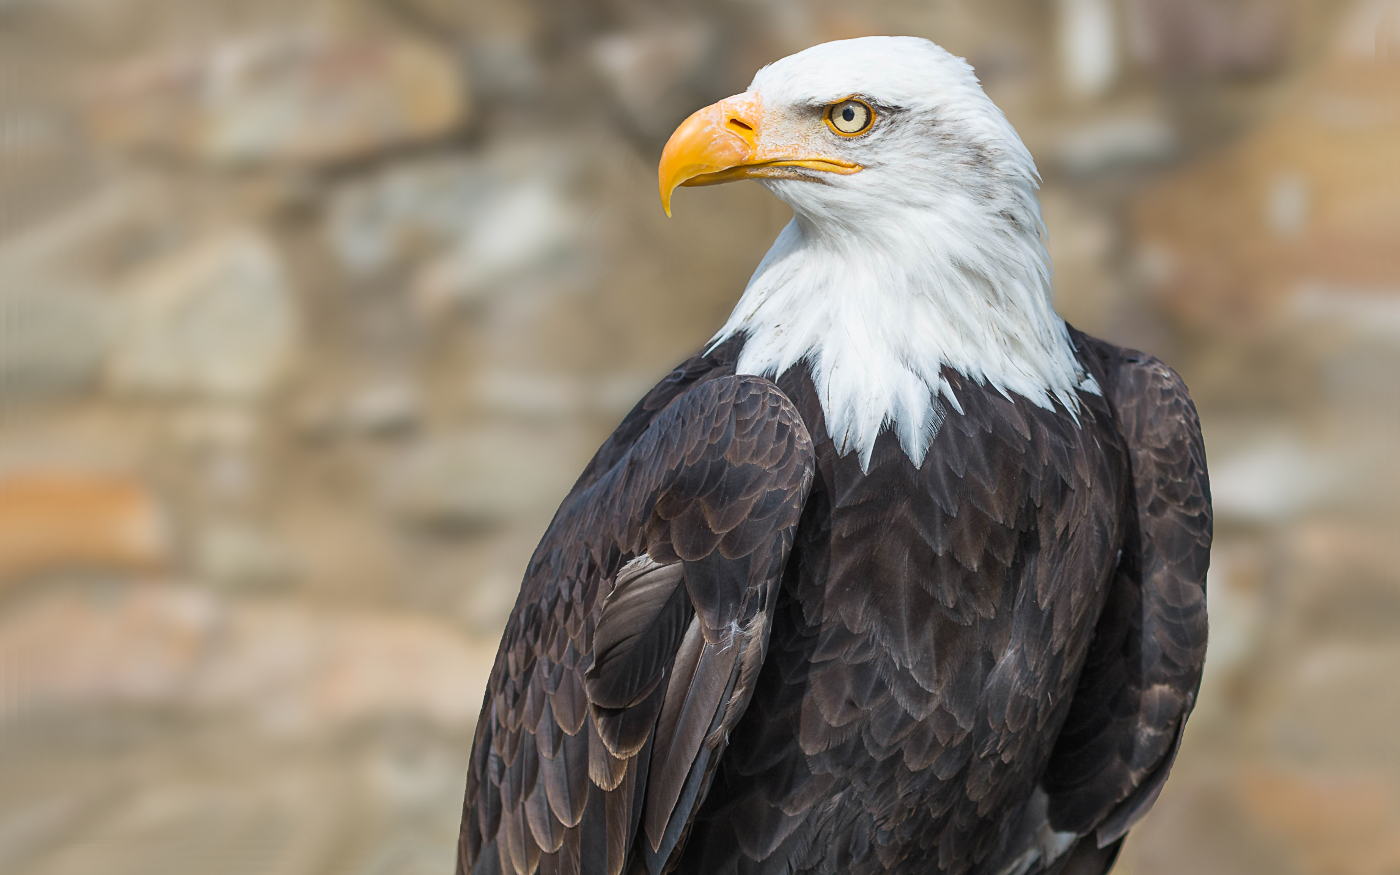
[459,331,1210,875]
[458,373,815,875]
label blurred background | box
[0,0,1397,872]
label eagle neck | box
[709,207,1094,472]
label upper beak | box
[658,93,862,216]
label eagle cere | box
[458,36,1211,875]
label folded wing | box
[1037,343,1212,873]
[458,374,816,875]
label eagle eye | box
[825,99,874,136]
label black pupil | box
[842,106,856,122]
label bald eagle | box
[458,36,1210,875]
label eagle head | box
[658,35,1039,238]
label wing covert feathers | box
[459,372,815,875]
[1043,337,1212,851]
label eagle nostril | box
[728,118,754,133]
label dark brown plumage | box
[457,329,1211,875]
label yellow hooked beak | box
[658,93,863,216]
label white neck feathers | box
[711,204,1096,472]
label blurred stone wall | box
[0,0,1396,873]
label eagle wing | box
[1038,341,1212,872]
[458,373,816,875]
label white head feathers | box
[709,36,1096,471]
